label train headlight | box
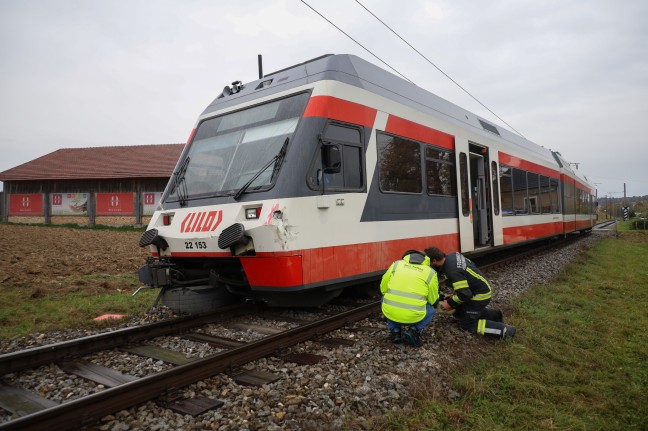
[245,207,262,219]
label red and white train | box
[138,54,596,309]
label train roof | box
[202,53,579,181]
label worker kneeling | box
[380,250,439,347]
[426,247,516,340]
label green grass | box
[375,233,648,431]
[0,286,157,338]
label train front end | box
[137,85,343,310]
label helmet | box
[402,249,426,264]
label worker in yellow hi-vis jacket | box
[380,250,440,347]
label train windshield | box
[166,92,310,203]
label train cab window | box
[377,133,422,193]
[425,146,456,196]
[500,165,513,215]
[491,161,500,215]
[459,153,470,216]
[512,168,528,215]
[307,122,364,191]
[324,124,361,143]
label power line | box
[353,0,526,138]
[299,0,413,83]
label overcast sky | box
[1,0,647,198]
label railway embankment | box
[2,225,644,430]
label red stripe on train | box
[562,175,593,194]
[241,233,459,288]
[503,221,563,244]
[303,95,377,128]
[385,115,455,150]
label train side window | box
[512,168,528,215]
[459,152,470,216]
[500,165,513,215]
[540,176,551,214]
[528,172,541,214]
[425,146,456,196]
[579,189,586,214]
[491,161,500,215]
[564,181,574,214]
[377,133,422,193]
[550,178,560,213]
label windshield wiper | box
[169,156,191,207]
[233,138,289,201]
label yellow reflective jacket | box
[380,254,439,324]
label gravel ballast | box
[0,231,611,430]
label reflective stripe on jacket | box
[380,254,439,324]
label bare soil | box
[0,224,149,292]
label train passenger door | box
[469,143,493,248]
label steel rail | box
[0,301,380,431]
[0,303,256,375]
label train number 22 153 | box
[185,241,207,249]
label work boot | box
[477,319,512,340]
[494,309,504,323]
[502,324,516,340]
[403,327,422,347]
[390,329,402,344]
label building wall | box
[1,178,168,226]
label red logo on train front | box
[180,210,223,233]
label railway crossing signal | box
[623,206,629,220]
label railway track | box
[0,301,380,431]
[0,232,599,430]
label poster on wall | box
[142,192,163,215]
[51,193,88,215]
[8,193,44,215]
[96,192,135,216]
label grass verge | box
[0,285,157,338]
[376,232,648,431]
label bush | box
[630,219,648,230]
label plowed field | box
[0,224,149,292]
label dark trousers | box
[453,299,501,333]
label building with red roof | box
[0,144,184,225]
